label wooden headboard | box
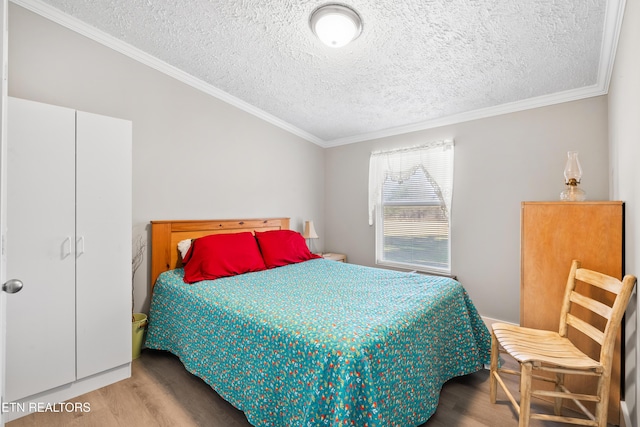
[150,218,290,290]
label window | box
[368,141,454,274]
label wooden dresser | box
[520,201,624,424]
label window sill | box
[375,261,456,280]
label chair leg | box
[553,372,564,416]
[519,363,532,427]
[489,330,499,403]
[595,373,610,427]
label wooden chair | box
[489,260,636,427]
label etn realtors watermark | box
[2,401,91,414]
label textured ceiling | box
[18,0,621,146]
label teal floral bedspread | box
[145,259,490,427]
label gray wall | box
[324,97,610,323]
[9,2,637,422]
[8,3,629,399]
[7,4,326,313]
[609,0,640,424]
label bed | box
[145,218,491,427]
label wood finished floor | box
[8,349,613,427]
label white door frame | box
[0,0,9,425]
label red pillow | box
[182,232,266,283]
[255,229,321,269]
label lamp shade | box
[563,151,583,183]
[302,221,319,239]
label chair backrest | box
[558,260,636,369]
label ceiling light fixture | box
[310,4,362,48]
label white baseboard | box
[4,363,131,422]
[621,400,631,427]
[480,315,517,370]
[481,315,518,331]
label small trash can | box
[132,313,148,359]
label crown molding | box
[10,0,325,147]
[598,0,626,91]
[12,0,625,149]
[326,0,626,147]
[322,84,607,147]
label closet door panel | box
[5,97,76,400]
[75,111,131,379]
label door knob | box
[2,279,23,294]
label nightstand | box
[321,253,347,263]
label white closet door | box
[75,111,131,379]
[5,97,76,400]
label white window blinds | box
[368,140,454,273]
